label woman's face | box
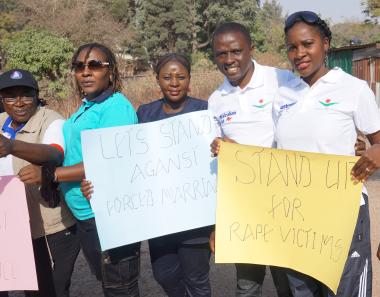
[285,22,329,85]
[0,86,38,128]
[74,48,111,99]
[157,60,190,103]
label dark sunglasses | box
[72,60,110,72]
[285,11,320,31]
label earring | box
[324,55,328,65]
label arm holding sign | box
[210,137,236,157]
[0,69,78,295]
[0,133,63,166]
[354,134,367,156]
[80,179,93,200]
[55,163,85,182]
[18,163,85,184]
[351,131,380,182]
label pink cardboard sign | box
[0,176,38,291]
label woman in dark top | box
[137,53,212,297]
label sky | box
[276,0,366,24]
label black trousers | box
[24,225,80,297]
[235,264,293,297]
[76,218,141,297]
[149,236,211,297]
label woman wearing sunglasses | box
[81,53,213,296]
[273,11,380,297]
[38,43,140,297]
[0,69,79,297]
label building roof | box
[330,42,380,52]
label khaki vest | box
[0,107,75,239]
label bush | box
[3,28,74,100]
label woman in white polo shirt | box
[273,11,380,297]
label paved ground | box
[9,175,380,297]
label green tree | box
[102,0,137,24]
[194,0,259,51]
[362,0,380,22]
[252,0,284,54]
[0,0,21,41]
[136,0,260,63]
[138,0,194,62]
[3,29,74,98]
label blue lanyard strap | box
[1,116,25,139]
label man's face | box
[0,86,38,128]
[213,31,254,88]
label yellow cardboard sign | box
[215,143,362,293]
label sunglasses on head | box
[285,11,320,31]
[71,60,110,72]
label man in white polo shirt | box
[208,22,293,297]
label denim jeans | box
[76,218,141,297]
[149,237,211,297]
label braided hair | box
[316,18,332,43]
[284,14,332,44]
[71,43,123,97]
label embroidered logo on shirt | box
[279,101,297,111]
[252,98,271,108]
[319,98,338,107]
[219,111,236,124]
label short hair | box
[211,22,252,48]
[155,53,191,76]
[71,43,122,97]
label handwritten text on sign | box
[82,110,217,251]
[0,176,38,291]
[215,143,362,294]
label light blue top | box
[61,92,137,220]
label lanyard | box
[1,116,25,139]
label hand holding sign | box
[82,110,217,251]
[215,142,362,294]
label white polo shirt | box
[274,67,380,155]
[208,60,293,147]
[274,67,380,204]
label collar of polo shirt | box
[220,60,265,95]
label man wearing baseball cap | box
[0,69,79,297]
